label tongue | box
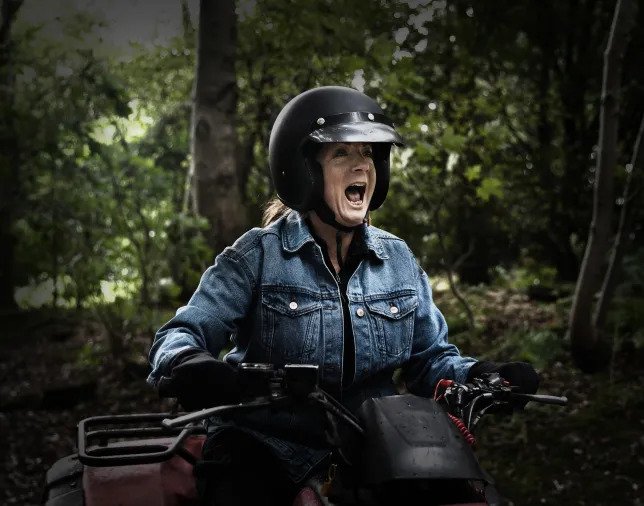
[346,188,362,202]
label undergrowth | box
[434,283,644,505]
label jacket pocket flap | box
[262,289,322,317]
[365,294,418,320]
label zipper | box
[330,254,363,394]
[344,262,362,389]
[315,243,345,395]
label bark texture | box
[568,0,637,372]
[190,0,247,255]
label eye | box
[332,147,348,158]
[362,146,373,158]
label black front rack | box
[77,413,206,467]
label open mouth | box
[345,183,366,206]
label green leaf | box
[476,176,504,202]
[441,126,466,153]
[465,164,482,182]
[415,141,435,162]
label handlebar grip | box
[513,393,568,406]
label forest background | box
[0,0,643,504]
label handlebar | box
[162,363,364,436]
[160,364,567,436]
[511,393,568,406]
[77,367,566,468]
[435,373,568,430]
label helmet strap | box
[335,230,344,271]
[313,199,362,234]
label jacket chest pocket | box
[365,293,417,358]
[260,287,322,364]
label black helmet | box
[268,86,403,213]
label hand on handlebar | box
[467,360,539,409]
[158,349,242,410]
[437,369,567,431]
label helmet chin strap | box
[313,200,365,272]
[308,156,364,270]
[313,199,364,234]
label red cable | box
[448,413,476,447]
[433,378,453,401]
[433,379,476,446]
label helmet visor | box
[307,111,404,145]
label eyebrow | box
[321,142,370,159]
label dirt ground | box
[0,313,174,505]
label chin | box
[338,211,366,227]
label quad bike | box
[43,363,567,505]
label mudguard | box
[357,394,488,485]
[43,435,205,506]
[44,454,84,506]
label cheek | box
[323,184,336,205]
[368,168,376,197]
[322,167,343,202]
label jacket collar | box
[281,211,388,260]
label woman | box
[148,86,538,504]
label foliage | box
[93,297,174,358]
[491,259,558,292]
[6,7,210,310]
[1,5,642,504]
[604,247,644,351]
[2,0,642,356]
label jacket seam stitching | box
[220,249,258,289]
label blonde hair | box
[262,198,292,226]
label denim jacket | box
[148,211,475,481]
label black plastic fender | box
[356,394,488,485]
[43,453,84,506]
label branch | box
[568,0,637,371]
[429,195,476,332]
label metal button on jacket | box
[390,306,399,314]
[356,308,365,317]
[289,301,298,310]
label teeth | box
[346,183,366,204]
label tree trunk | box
[593,112,644,330]
[568,0,636,372]
[0,0,23,310]
[180,0,195,44]
[190,0,247,256]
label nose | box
[351,152,372,172]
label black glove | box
[158,349,241,410]
[467,360,540,408]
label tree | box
[0,0,24,309]
[568,0,638,372]
[188,0,246,255]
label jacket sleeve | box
[402,258,476,397]
[147,245,257,387]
